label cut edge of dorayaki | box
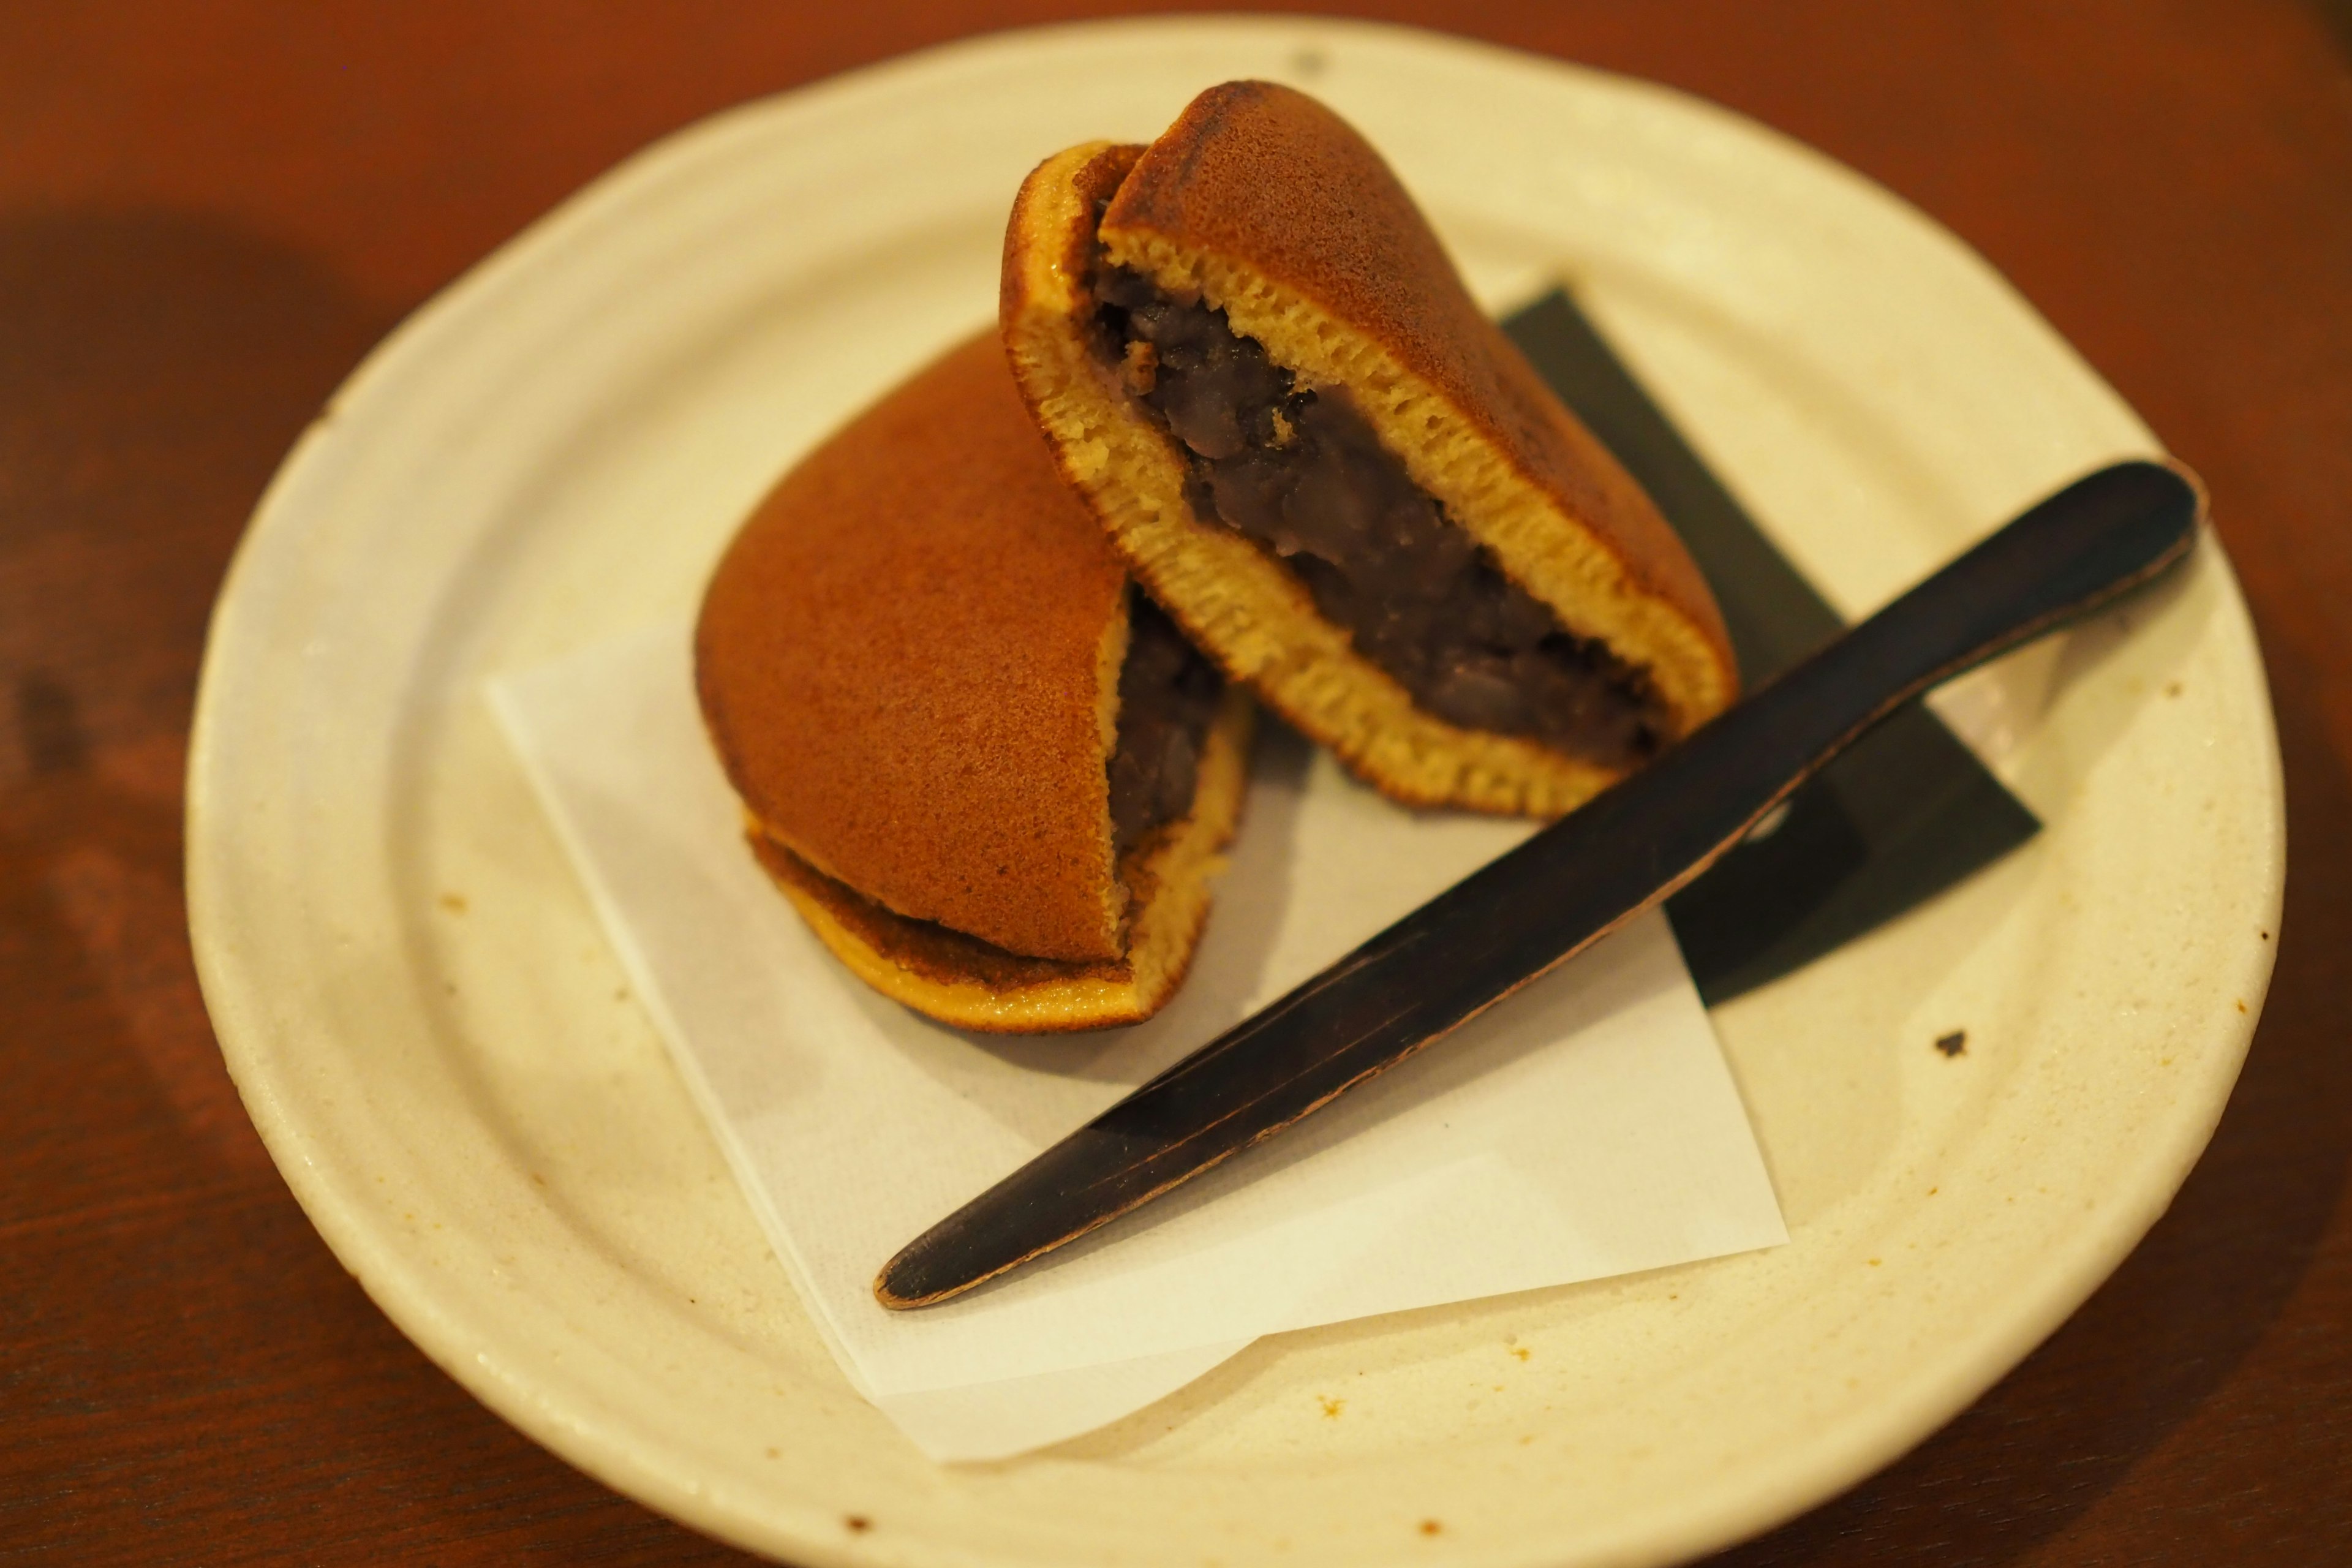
[1001,135,1734,820]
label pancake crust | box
[697,333,1132,963]
[698,333,1251,1030]
[1002,83,1738,818]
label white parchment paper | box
[491,620,1786,1460]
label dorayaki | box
[694,333,1252,1032]
[1001,81,1737,818]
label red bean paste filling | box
[1091,262,1668,769]
[1108,590,1224,863]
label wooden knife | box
[876,458,2204,1310]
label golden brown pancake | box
[695,332,1251,1032]
[1001,81,1736,818]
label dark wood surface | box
[3,2,2345,1561]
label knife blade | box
[876,458,2203,1310]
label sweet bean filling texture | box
[1091,262,1667,769]
[1107,590,1224,863]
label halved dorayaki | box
[1001,81,1737,818]
[694,333,1251,1032]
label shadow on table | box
[0,203,398,1182]
[2310,0,2352,59]
[1,205,740,1561]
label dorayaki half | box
[1001,80,1737,818]
[694,332,1252,1032]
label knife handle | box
[1594,456,2204,895]
[1735,457,2202,782]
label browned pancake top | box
[694,333,1130,963]
[1102,80,1730,666]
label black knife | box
[876,458,2203,1310]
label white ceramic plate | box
[188,18,2282,1567]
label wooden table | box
[5,2,2346,1561]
